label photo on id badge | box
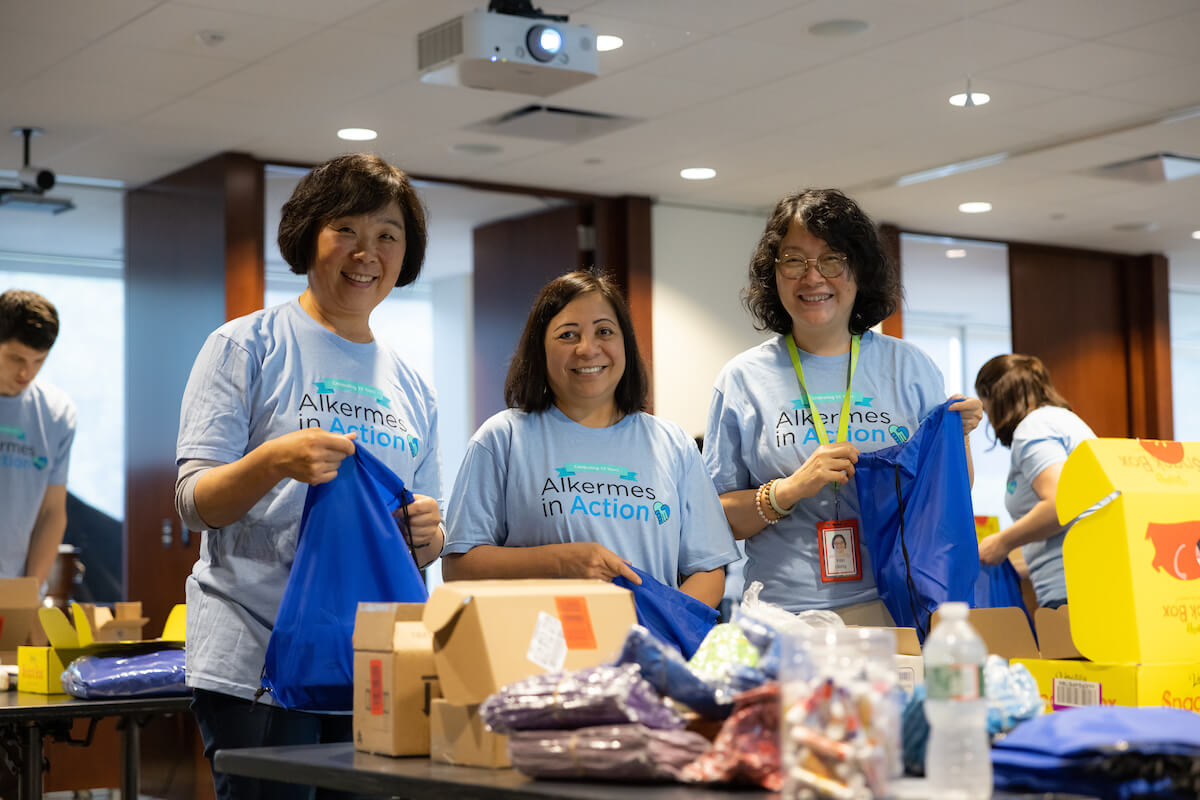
[818,520,861,582]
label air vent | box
[466,105,639,143]
[418,15,464,70]
[1092,152,1200,183]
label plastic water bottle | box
[923,601,992,799]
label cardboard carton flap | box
[40,606,81,649]
[1057,440,1119,523]
[353,603,425,650]
[0,577,39,607]
[930,607,1040,661]
[1034,605,1082,660]
[422,586,472,635]
[161,604,186,641]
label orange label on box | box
[554,596,597,650]
[369,658,384,715]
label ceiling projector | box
[418,7,598,97]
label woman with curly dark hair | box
[703,189,982,623]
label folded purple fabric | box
[480,663,684,733]
[509,724,711,781]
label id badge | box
[818,519,862,583]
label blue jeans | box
[192,688,375,800]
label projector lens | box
[527,25,563,62]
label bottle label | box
[926,664,984,701]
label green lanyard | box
[785,333,860,446]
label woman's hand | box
[978,533,1011,565]
[949,395,984,436]
[554,542,641,584]
[774,442,860,508]
[396,493,442,550]
[265,428,357,485]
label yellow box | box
[1056,439,1200,665]
[16,645,83,694]
[1014,657,1200,713]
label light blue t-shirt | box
[176,299,442,701]
[444,406,739,588]
[0,381,75,577]
[704,331,945,612]
[1004,405,1096,606]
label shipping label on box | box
[1057,439,1200,665]
[429,699,510,768]
[352,602,441,757]
[422,579,636,706]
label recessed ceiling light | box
[949,78,990,107]
[1191,230,1200,240]
[946,249,967,258]
[337,128,377,141]
[449,142,502,155]
[808,19,869,37]
[596,34,623,52]
[680,167,716,180]
[958,201,992,214]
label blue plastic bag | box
[62,648,188,699]
[261,444,428,711]
[613,565,718,659]
[975,559,1027,612]
[853,401,978,640]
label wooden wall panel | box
[472,205,582,427]
[125,152,263,631]
[1008,242,1172,439]
[593,196,653,410]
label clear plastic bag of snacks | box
[780,627,902,800]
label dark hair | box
[277,153,427,287]
[744,188,899,335]
[0,290,59,350]
[832,533,847,548]
[505,270,648,415]
[974,354,1072,448]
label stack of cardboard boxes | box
[353,579,637,767]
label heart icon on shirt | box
[407,436,419,457]
[652,501,670,525]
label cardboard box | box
[75,602,150,642]
[429,699,510,768]
[1008,439,1200,712]
[19,601,185,694]
[0,577,46,663]
[352,602,441,757]
[853,626,926,693]
[422,579,636,706]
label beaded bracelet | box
[755,481,780,526]
[768,478,793,517]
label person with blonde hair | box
[974,353,1095,608]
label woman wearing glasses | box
[703,189,982,623]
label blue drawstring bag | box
[261,444,428,711]
[975,559,1028,615]
[854,401,978,640]
[613,565,719,659]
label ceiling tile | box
[1101,8,1200,62]
[99,2,320,62]
[582,0,796,34]
[41,43,244,95]
[175,0,380,25]
[3,0,157,41]
[987,42,1190,93]
[977,0,1198,40]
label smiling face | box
[302,201,407,338]
[544,291,626,424]
[776,219,858,352]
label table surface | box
[0,691,193,721]
[215,742,769,800]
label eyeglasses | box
[775,251,848,280]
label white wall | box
[650,203,770,438]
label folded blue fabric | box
[613,565,718,659]
[613,625,732,719]
[62,649,188,699]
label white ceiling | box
[2,0,1200,272]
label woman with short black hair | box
[175,152,443,800]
